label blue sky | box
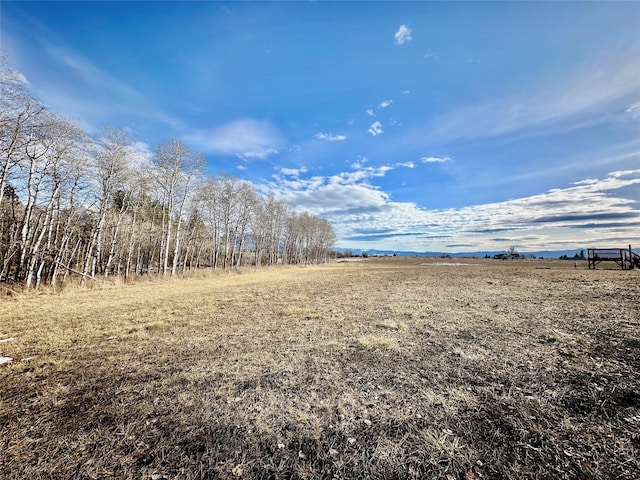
[2,1,639,253]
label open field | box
[1,257,639,479]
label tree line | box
[0,63,336,288]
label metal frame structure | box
[587,245,639,270]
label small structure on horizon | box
[492,252,522,260]
[588,245,639,270]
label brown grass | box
[1,257,639,479]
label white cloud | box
[420,156,452,163]
[132,140,152,155]
[609,168,640,179]
[0,68,28,84]
[398,161,415,168]
[626,101,640,120]
[366,109,375,117]
[188,119,284,160]
[350,156,368,169]
[258,166,640,253]
[394,25,412,45]
[315,132,347,141]
[127,141,154,169]
[571,178,599,186]
[261,161,416,217]
[279,167,308,177]
[241,148,280,160]
[368,121,383,136]
[424,51,438,60]
[626,101,640,113]
[401,90,410,94]
[379,99,393,108]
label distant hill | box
[335,247,639,259]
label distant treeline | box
[559,250,586,261]
[0,63,336,288]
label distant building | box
[492,253,521,260]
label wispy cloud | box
[315,132,346,141]
[188,118,284,160]
[47,45,139,100]
[420,156,451,163]
[12,39,182,133]
[379,99,393,109]
[626,101,640,120]
[422,53,640,143]
[420,157,451,163]
[368,121,383,136]
[424,51,438,60]
[394,25,412,45]
[366,109,375,117]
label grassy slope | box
[1,258,638,479]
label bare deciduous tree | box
[0,60,336,288]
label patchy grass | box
[357,335,399,351]
[1,257,639,479]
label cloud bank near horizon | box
[260,166,640,252]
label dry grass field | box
[1,257,639,479]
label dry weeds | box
[1,258,638,479]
